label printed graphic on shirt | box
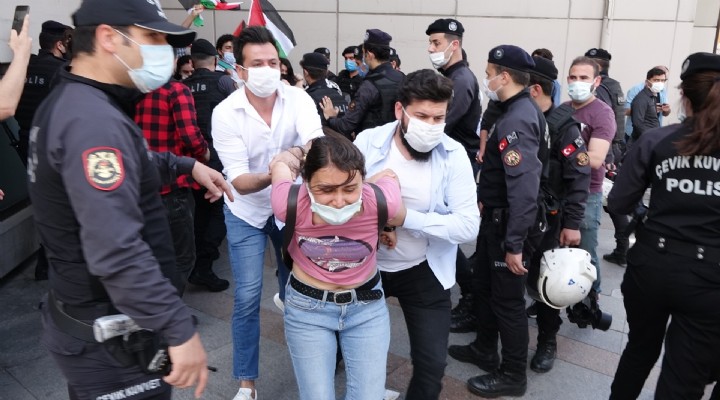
[83,147,124,191]
[503,150,522,167]
[298,235,373,272]
[576,152,590,166]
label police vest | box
[306,79,349,120]
[360,65,404,131]
[544,104,581,198]
[183,70,228,141]
[599,75,626,141]
[15,52,64,131]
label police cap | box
[425,18,464,37]
[42,20,72,35]
[191,39,217,57]
[301,52,329,70]
[488,45,535,72]
[72,0,196,48]
[585,48,612,61]
[680,52,720,80]
[530,56,558,81]
[314,47,331,57]
[363,29,392,47]
[342,46,358,56]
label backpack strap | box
[282,184,301,269]
[368,182,388,234]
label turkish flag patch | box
[498,138,509,152]
[561,144,577,158]
[83,147,124,191]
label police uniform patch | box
[507,131,518,144]
[449,21,457,31]
[504,150,522,166]
[589,49,597,56]
[576,151,590,166]
[83,147,124,191]
[681,59,690,75]
[574,137,585,148]
[498,138,509,152]
[494,49,504,59]
[561,143,577,157]
[364,31,369,41]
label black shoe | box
[526,301,538,318]
[188,271,229,292]
[467,370,527,398]
[450,313,479,333]
[451,294,475,319]
[603,251,627,267]
[530,340,557,373]
[448,343,500,372]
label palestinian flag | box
[247,0,296,58]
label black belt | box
[636,228,720,264]
[48,291,99,342]
[289,272,383,305]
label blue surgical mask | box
[345,59,358,72]
[223,51,236,65]
[113,30,174,93]
[307,185,363,225]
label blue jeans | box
[284,276,390,400]
[224,207,289,380]
[580,192,602,292]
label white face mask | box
[482,75,501,102]
[402,107,445,153]
[113,30,174,93]
[429,42,453,69]
[307,185,362,225]
[567,81,594,103]
[240,65,280,98]
[650,81,665,94]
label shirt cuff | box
[177,156,196,176]
[504,241,523,254]
[402,208,426,231]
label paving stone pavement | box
[1,211,716,400]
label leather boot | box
[467,365,527,398]
[530,337,557,373]
[603,235,629,267]
[451,293,474,319]
[448,342,500,372]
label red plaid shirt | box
[135,81,208,194]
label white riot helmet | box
[602,177,613,207]
[537,248,596,309]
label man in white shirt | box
[212,26,323,400]
[354,69,480,399]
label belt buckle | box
[332,290,353,305]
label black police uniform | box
[608,121,720,399]
[441,60,482,162]
[182,68,234,290]
[527,104,590,368]
[630,86,661,140]
[326,62,403,137]
[595,73,626,146]
[305,78,348,128]
[29,67,197,399]
[473,88,547,383]
[333,69,363,101]
[14,49,65,163]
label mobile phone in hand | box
[12,5,29,33]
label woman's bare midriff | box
[291,264,378,292]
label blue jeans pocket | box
[285,289,322,311]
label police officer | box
[449,45,546,397]
[525,56,591,373]
[608,52,720,399]
[28,1,233,398]
[322,29,404,138]
[14,20,72,281]
[15,20,72,163]
[333,45,363,101]
[425,18,483,334]
[300,52,348,129]
[183,38,236,292]
[313,46,337,81]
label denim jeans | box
[580,192,603,292]
[284,275,389,400]
[224,207,288,380]
[161,188,196,296]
